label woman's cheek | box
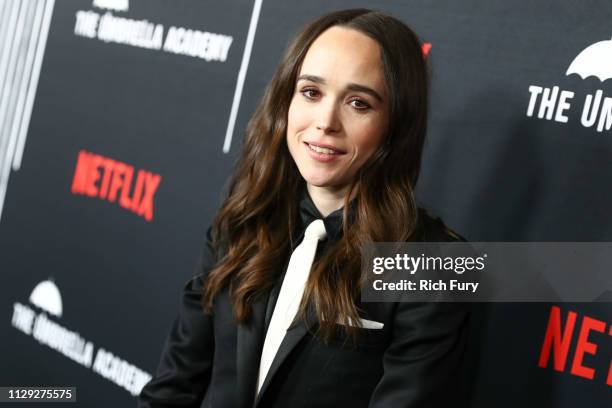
[352,126,380,152]
[287,104,310,137]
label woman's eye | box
[349,98,371,110]
[300,88,320,99]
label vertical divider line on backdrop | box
[0,0,55,221]
[223,0,263,154]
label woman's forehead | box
[299,26,386,93]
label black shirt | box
[263,188,349,331]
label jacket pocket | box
[336,316,384,329]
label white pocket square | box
[337,317,384,330]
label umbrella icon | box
[29,279,63,317]
[566,37,612,82]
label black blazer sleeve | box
[368,301,469,407]
[368,214,470,407]
[138,227,217,408]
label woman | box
[139,8,469,408]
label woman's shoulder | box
[416,208,466,242]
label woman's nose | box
[315,100,341,133]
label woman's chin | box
[303,177,349,192]
[302,174,332,187]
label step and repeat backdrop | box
[1,0,610,406]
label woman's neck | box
[306,184,348,217]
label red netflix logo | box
[538,305,611,385]
[71,150,161,222]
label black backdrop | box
[1,1,610,406]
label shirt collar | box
[298,187,351,241]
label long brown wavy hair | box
[202,9,429,342]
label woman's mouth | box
[304,142,345,163]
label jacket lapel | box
[236,293,269,408]
[253,307,316,407]
[238,225,314,407]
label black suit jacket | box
[138,211,470,408]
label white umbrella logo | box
[566,37,612,82]
[29,280,63,317]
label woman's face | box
[287,26,389,192]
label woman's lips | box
[304,142,345,163]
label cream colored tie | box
[256,219,327,394]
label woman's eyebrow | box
[297,74,383,102]
[346,83,383,102]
